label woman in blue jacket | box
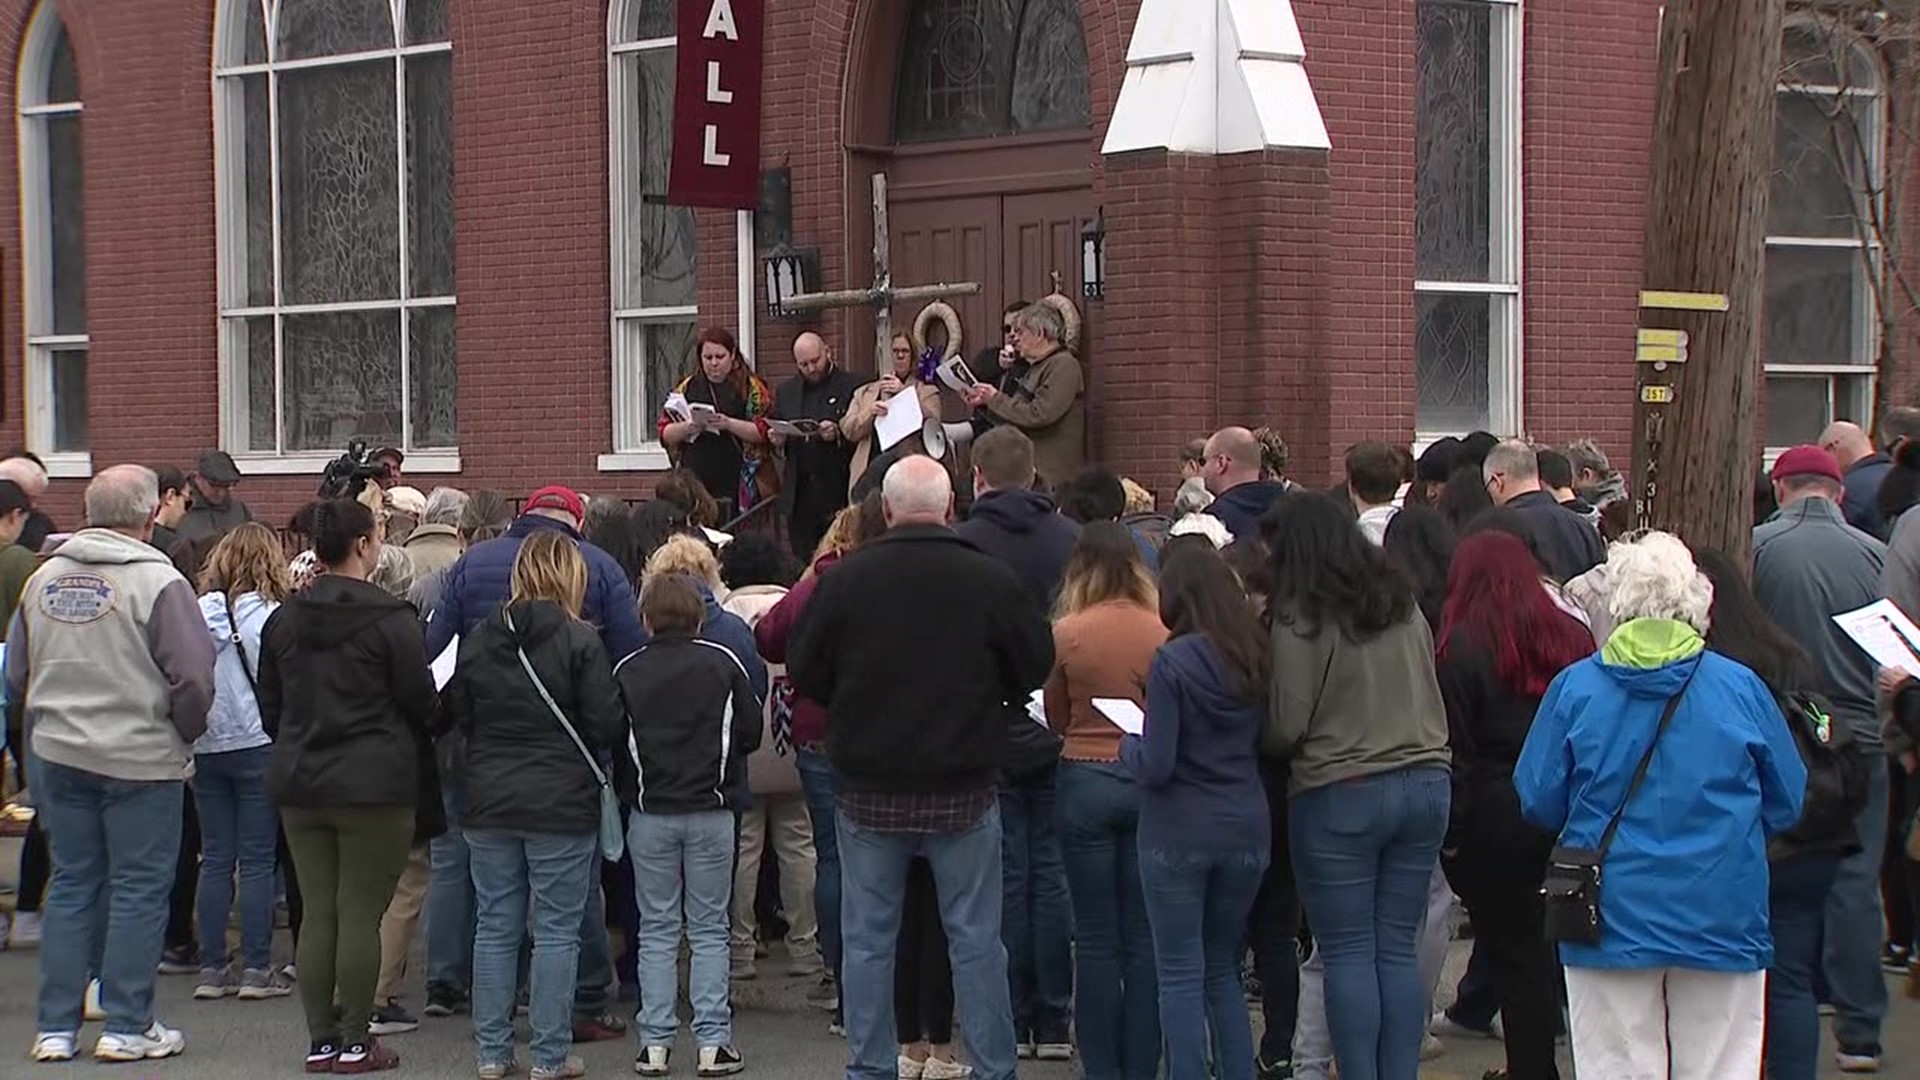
[1514,531,1805,1080]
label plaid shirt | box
[837,788,994,835]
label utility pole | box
[1631,0,1783,565]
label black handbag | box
[1541,664,1696,946]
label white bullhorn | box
[923,419,975,461]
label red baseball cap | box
[1769,445,1844,485]
[524,485,585,522]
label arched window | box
[892,0,1092,143]
[213,0,456,465]
[17,5,88,470]
[1765,21,1884,448]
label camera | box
[317,439,394,499]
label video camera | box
[317,439,394,499]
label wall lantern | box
[1080,209,1106,301]
[763,244,819,319]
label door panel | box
[888,195,1000,375]
[1002,190,1090,309]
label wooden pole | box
[1631,0,1783,565]
[872,173,892,374]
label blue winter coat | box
[424,516,646,663]
[1514,645,1806,972]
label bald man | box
[771,332,862,559]
[1822,420,1893,537]
[1202,427,1291,541]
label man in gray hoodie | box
[7,464,216,1065]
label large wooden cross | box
[784,173,983,372]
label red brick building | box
[0,0,1895,523]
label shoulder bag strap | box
[1595,658,1700,856]
[506,610,608,789]
[224,592,259,698]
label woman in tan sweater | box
[1042,522,1168,1080]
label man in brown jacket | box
[966,304,1086,491]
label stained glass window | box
[1412,0,1518,436]
[215,0,457,457]
[894,0,1091,143]
[19,5,89,461]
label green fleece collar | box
[1601,618,1705,668]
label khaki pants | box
[731,793,819,968]
[375,844,431,1002]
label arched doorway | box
[845,0,1095,377]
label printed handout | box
[1833,599,1920,678]
[874,385,924,450]
[1092,697,1145,737]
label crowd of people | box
[0,329,1916,1080]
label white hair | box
[882,455,953,520]
[1482,439,1539,483]
[1169,512,1232,550]
[370,544,417,599]
[0,457,49,497]
[1173,476,1215,516]
[1604,531,1713,633]
[422,486,468,527]
[85,464,159,530]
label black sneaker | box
[157,944,199,975]
[305,1039,341,1074]
[422,983,468,1018]
[1882,943,1912,975]
[698,1045,745,1076]
[368,1000,419,1035]
[1032,1019,1073,1061]
[1257,1059,1294,1080]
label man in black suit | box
[770,332,861,561]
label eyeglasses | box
[1001,325,1015,334]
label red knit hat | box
[524,485,585,522]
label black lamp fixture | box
[1081,209,1106,301]
[762,243,818,319]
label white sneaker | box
[921,1059,972,1080]
[1420,1033,1443,1061]
[9,910,42,948]
[1837,1051,1883,1073]
[93,1021,186,1062]
[83,978,105,1021]
[30,1031,77,1062]
[899,1055,926,1080]
[634,1046,672,1077]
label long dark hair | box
[1440,532,1594,697]
[1159,545,1269,703]
[1695,547,1815,695]
[1880,438,1920,525]
[1436,462,1493,531]
[1264,491,1415,641]
[1383,504,1455,632]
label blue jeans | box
[33,757,184,1035]
[1140,844,1267,1080]
[1769,852,1841,1080]
[999,769,1073,1032]
[467,829,597,1071]
[838,803,1018,1080]
[1826,755,1889,1056]
[1291,766,1449,1080]
[191,745,277,972]
[630,811,735,1047]
[796,749,842,984]
[427,783,474,992]
[1057,762,1159,1080]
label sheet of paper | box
[431,636,459,691]
[936,355,981,395]
[1832,599,1920,678]
[766,419,817,437]
[1093,697,1146,737]
[874,386,924,451]
[1025,689,1047,727]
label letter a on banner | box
[669,0,763,209]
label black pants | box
[1444,836,1562,1080]
[788,497,840,564]
[166,792,201,952]
[17,816,49,912]
[278,825,304,948]
[895,859,954,1044]
[1250,764,1301,1065]
[1884,759,1916,951]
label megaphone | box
[923,419,976,462]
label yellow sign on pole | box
[1639,290,1729,312]
[1641,385,1674,404]
[1636,328,1688,348]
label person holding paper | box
[841,333,942,498]
[965,304,1085,492]
[657,327,775,521]
[1044,522,1167,1080]
[1117,544,1269,1080]
[771,333,860,561]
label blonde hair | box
[510,530,588,617]
[807,504,864,574]
[643,533,722,591]
[370,544,416,599]
[1120,477,1155,515]
[1055,525,1158,620]
[199,522,291,603]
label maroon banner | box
[668,0,764,210]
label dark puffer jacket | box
[424,515,645,664]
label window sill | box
[40,452,92,480]
[597,448,674,472]
[229,451,462,476]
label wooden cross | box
[784,173,983,372]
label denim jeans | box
[1826,756,1889,1056]
[1769,852,1843,1080]
[1446,940,1498,1029]
[1139,844,1268,1080]
[33,758,184,1036]
[796,749,842,983]
[192,745,277,971]
[467,829,597,1071]
[630,811,735,1047]
[1056,762,1159,1080]
[1291,766,1449,1080]
[999,768,1073,1033]
[427,783,474,992]
[838,803,1018,1080]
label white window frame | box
[17,3,89,478]
[1412,0,1522,441]
[211,0,460,476]
[602,0,755,473]
[1764,23,1883,452]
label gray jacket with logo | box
[1754,497,1888,747]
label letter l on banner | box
[668,0,763,210]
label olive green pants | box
[282,806,415,1043]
